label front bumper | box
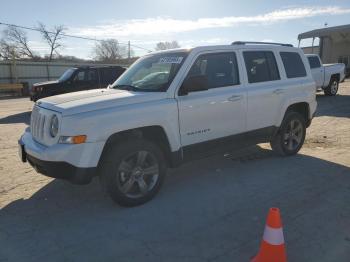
[18,131,103,184]
[27,153,96,184]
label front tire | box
[100,139,166,207]
[324,77,339,96]
[270,112,306,156]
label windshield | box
[111,52,188,92]
[58,68,77,82]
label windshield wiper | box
[113,84,140,91]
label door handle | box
[273,89,284,95]
[228,95,243,102]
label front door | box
[69,69,87,92]
[176,51,247,158]
[70,69,99,92]
[86,69,99,89]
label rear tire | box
[270,112,306,156]
[100,139,166,207]
[324,77,339,96]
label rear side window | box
[187,52,240,89]
[280,52,307,78]
[243,51,280,83]
[307,56,321,69]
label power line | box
[0,21,153,52]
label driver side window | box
[87,69,98,81]
[74,71,85,82]
[185,52,240,89]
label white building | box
[298,24,350,75]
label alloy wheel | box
[283,119,303,151]
[330,80,338,95]
[116,150,159,199]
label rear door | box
[307,56,323,88]
[241,50,283,134]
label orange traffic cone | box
[251,207,287,262]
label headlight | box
[49,115,59,137]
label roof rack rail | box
[232,41,293,47]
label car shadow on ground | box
[1,145,350,261]
[0,111,31,125]
[315,93,350,118]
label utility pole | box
[10,48,17,84]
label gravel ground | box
[0,81,350,261]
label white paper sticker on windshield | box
[159,57,183,64]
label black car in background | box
[30,66,126,101]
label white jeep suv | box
[19,42,317,206]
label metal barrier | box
[0,61,126,88]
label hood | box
[33,80,59,87]
[37,88,167,116]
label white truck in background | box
[306,54,346,96]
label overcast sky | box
[1,0,350,58]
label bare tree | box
[3,26,35,59]
[93,39,129,62]
[155,41,180,51]
[0,39,19,60]
[37,22,66,61]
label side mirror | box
[179,75,209,96]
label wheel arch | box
[282,102,311,127]
[98,126,181,169]
[330,73,340,82]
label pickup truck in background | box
[306,54,346,96]
[30,66,126,101]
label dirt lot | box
[1,81,350,262]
